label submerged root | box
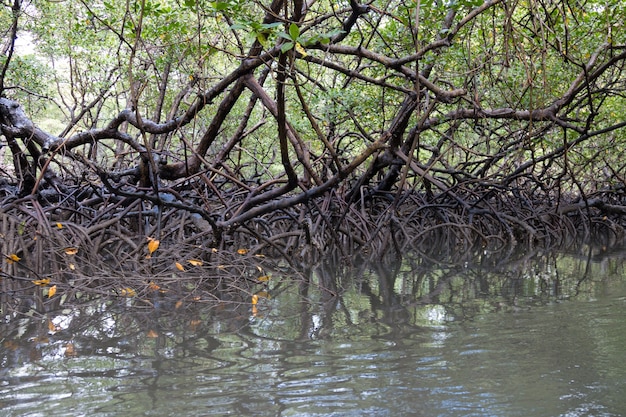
[1,177,626,318]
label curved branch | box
[307,44,465,100]
[219,139,387,227]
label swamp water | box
[1,246,626,416]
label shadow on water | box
[2,242,626,416]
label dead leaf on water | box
[6,253,20,264]
[33,278,51,286]
[147,237,160,254]
[65,343,77,357]
[120,287,136,297]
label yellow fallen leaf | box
[295,42,308,57]
[120,287,136,297]
[64,343,77,357]
[146,329,159,338]
[175,300,183,309]
[48,285,57,298]
[33,278,51,286]
[256,290,270,299]
[148,281,160,291]
[257,275,271,282]
[48,320,56,332]
[147,237,160,254]
[64,247,78,255]
[6,253,20,264]
[175,262,185,271]
[251,294,259,305]
[69,263,75,270]
[188,259,203,266]
[56,222,63,229]
[237,248,248,255]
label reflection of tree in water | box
[2,243,626,368]
[298,244,626,336]
[0,294,252,371]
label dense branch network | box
[1,0,626,261]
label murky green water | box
[2,247,626,416]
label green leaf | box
[324,29,345,38]
[184,0,196,7]
[281,41,294,53]
[277,31,293,41]
[211,1,231,11]
[305,29,345,46]
[257,33,269,48]
[462,0,483,7]
[261,22,283,30]
[289,23,300,40]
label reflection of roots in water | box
[1,242,617,360]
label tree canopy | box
[2,0,626,273]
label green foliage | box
[230,21,283,48]
[1,55,52,114]
[444,0,484,8]
[2,0,626,198]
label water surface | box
[2,247,626,416]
